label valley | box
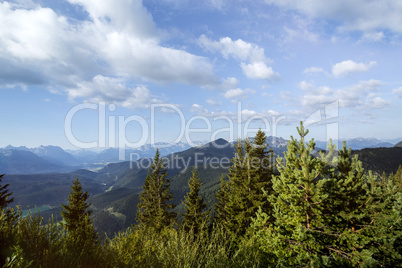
[2,137,402,239]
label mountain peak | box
[394,141,402,148]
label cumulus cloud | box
[221,77,239,89]
[393,87,402,97]
[189,103,281,123]
[206,99,221,106]
[191,103,209,113]
[199,35,279,80]
[240,62,279,80]
[361,31,385,42]
[67,75,162,109]
[299,79,388,110]
[264,0,402,34]
[303,67,324,74]
[332,60,376,77]
[0,0,218,103]
[223,88,255,100]
[365,93,388,109]
[199,35,269,63]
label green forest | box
[1,122,402,267]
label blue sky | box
[1,0,402,149]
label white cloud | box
[206,0,225,10]
[365,93,389,109]
[393,87,402,98]
[298,81,314,91]
[199,35,279,80]
[303,67,324,74]
[223,88,255,100]
[279,90,293,102]
[0,0,218,98]
[332,60,376,77]
[67,75,162,109]
[191,104,209,113]
[281,15,319,44]
[189,106,281,123]
[221,77,239,89]
[361,31,385,42]
[299,79,387,110]
[199,35,269,63]
[264,0,402,34]
[206,99,221,106]
[240,62,279,80]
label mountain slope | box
[353,147,402,175]
[0,149,64,174]
[394,141,402,148]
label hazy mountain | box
[0,141,207,173]
[4,145,79,166]
[0,149,65,174]
[315,138,395,150]
[394,141,402,148]
[4,137,402,239]
[66,149,99,163]
[30,145,80,166]
[91,141,206,164]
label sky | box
[1,0,402,149]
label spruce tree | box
[136,149,176,230]
[224,131,275,236]
[0,174,17,266]
[181,167,209,234]
[61,177,99,266]
[214,175,230,227]
[224,138,248,234]
[249,130,275,222]
[252,123,402,266]
[253,122,336,266]
[61,177,93,232]
[0,174,14,211]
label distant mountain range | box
[0,142,205,174]
[1,137,400,175]
[3,137,402,240]
[314,137,398,150]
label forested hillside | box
[1,123,401,267]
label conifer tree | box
[0,174,14,212]
[61,177,93,232]
[224,131,275,236]
[0,174,17,224]
[61,177,99,266]
[0,174,17,266]
[181,168,209,234]
[214,175,230,227]
[391,165,402,192]
[224,138,248,234]
[253,122,336,266]
[248,130,275,222]
[137,149,176,230]
[253,123,402,266]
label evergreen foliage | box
[0,174,18,266]
[253,122,402,266]
[181,167,209,234]
[60,177,100,266]
[136,149,177,230]
[221,130,275,237]
[0,174,14,211]
[61,177,93,232]
[2,125,402,267]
